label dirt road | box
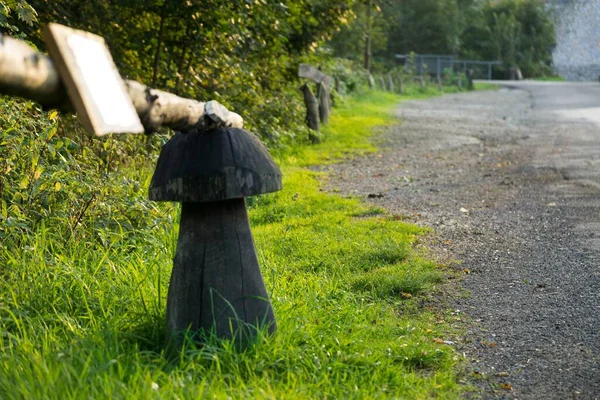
[326,83,600,399]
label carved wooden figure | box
[149,128,281,343]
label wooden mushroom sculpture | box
[149,127,281,342]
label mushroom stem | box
[167,198,276,342]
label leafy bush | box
[0,97,173,249]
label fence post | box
[300,83,319,133]
[398,73,404,94]
[466,69,474,90]
[317,82,330,124]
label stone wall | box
[552,0,600,81]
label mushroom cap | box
[149,128,282,202]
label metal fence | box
[395,54,503,80]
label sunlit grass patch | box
[351,261,442,299]
[0,88,465,398]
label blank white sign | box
[44,23,144,136]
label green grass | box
[473,82,500,91]
[533,75,564,82]
[0,89,465,398]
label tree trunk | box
[167,199,277,344]
[151,2,168,87]
[174,27,190,94]
[363,1,372,72]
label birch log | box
[0,35,69,109]
[0,34,242,134]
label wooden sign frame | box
[43,23,143,136]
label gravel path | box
[323,87,600,399]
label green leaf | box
[19,176,29,189]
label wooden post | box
[387,73,395,93]
[466,69,474,90]
[317,82,330,124]
[149,128,282,345]
[368,73,375,89]
[398,73,404,94]
[300,83,319,132]
[379,76,386,91]
[437,75,443,91]
[420,75,426,89]
[457,71,463,89]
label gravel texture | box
[323,87,600,399]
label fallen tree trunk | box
[0,34,242,134]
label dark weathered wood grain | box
[301,84,320,132]
[317,82,330,125]
[167,199,276,341]
[149,128,282,202]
